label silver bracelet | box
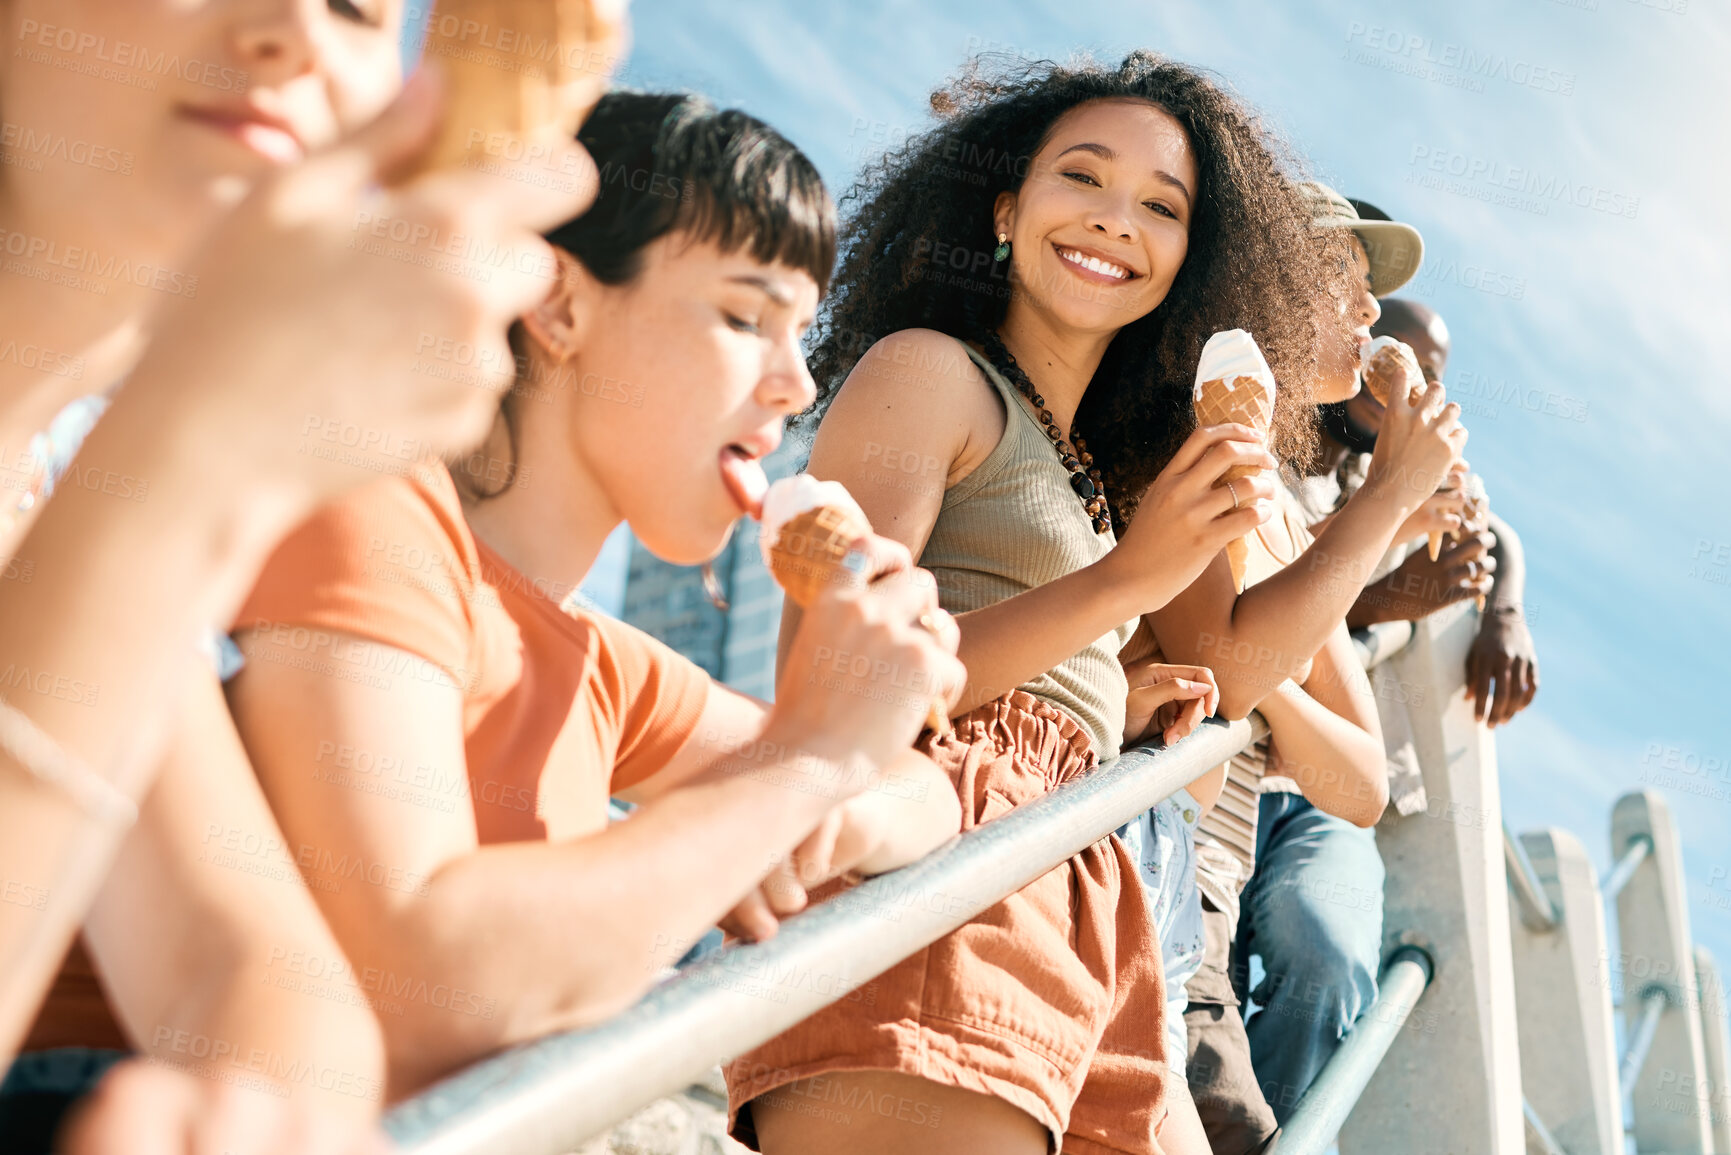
[0,696,137,826]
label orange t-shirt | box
[234,462,711,844]
[25,465,711,1052]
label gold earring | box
[993,233,1011,262]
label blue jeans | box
[0,1048,126,1153]
[1236,792,1383,1123]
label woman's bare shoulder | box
[825,328,1006,484]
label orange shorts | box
[726,691,1171,1154]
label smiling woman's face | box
[1,0,403,227]
[995,98,1199,337]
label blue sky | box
[574,0,1731,999]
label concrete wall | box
[1615,792,1714,1154]
[1508,828,1623,1153]
[1341,601,1526,1153]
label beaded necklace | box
[979,331,1112,534]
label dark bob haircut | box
[459,92,837,498]
[549,91,836,293]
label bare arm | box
[1255,623,1388,828]
[88,673,387,1116]
[643,712,962,880]
[1482,511,1526,614]
[232,561,960,1091]
[1466,512,1539,726]
[0,421,298,1059]
[779,330,1275,713]
[1155,375,1467,719]
[0,78,586,1059]
[621,683,963,939]
[1345,529,1495,627]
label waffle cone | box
[767,505,952,735]
[767,505,872,607]
[1226,537,1249,594]
[1196,375,1272,590]
[1194,375,1275,484]
[418,0,623,171]
[1362,343,1408,406]
[1427,530,1444,562]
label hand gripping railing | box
[384,714,1266,1155]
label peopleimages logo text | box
[14,21,248,92]
[1409,146,1639,220]
[1345,23,1576,95]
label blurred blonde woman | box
[0,1,601,1150]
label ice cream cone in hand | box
[760,476,952,734]
[1460,473,1491,610]
[417,0,627,171]
[1426,467,1467,561]
[1426,476,1454,562]
[1360,335,1422,407]
[1193,329,1278,593]
[1363,335,1466,560]
[766,501,872,606]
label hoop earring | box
[993,233,1011,263]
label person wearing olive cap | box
[1167,183,1458,1149]
[1306,288,1541,727]
[1220,189,1437,1130]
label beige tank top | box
[920,343,1137,761]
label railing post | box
[1507,827,1624,1153]
[382,721,1261,1155]
[1612,790,1713,1153]
[1337,602,1525,1153]
[1694,946,1731,1151]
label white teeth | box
[1058,247,1129,280]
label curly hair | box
[805,51,1355,525]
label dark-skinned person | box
[1168,186,1427,1148]
[1302,289,1540,726]
[728,51,1457,1154]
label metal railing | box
[386,715,1266,1154]
[384,623,1437,1154]
[1619,987,1670,1101]
[1602,833,1652,900]
[384,605,1729,1155]
[1280,945,1434,1151]
[1505,824,1560,931]
[1523,1097,1571,1155]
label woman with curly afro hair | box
[725,51,1462,1155]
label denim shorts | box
[1117,787,1206,1079]
[0,1048,126,1154]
